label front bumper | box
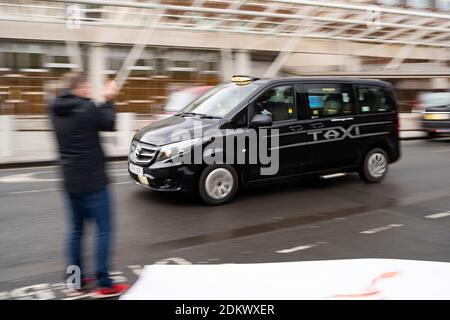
[421,120,450,134]
[128,157,199,192]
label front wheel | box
[198,165,238,205]
[359,148,389,183]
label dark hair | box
[66,72,88,90]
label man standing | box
[50,73,128,298]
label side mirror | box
[250,114,273,127]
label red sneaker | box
[91,284,130,299]
[64,277,97,296]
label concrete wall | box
[0,113,426,165]
[0,113,137,164]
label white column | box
[66,41,83,71]
[431,77,449,90]
[0,115,14,157]
[220,48,234,81]
[234,50,252,76]
[342,56,362,72]
[88,43,106,103]
[116,112,136,151]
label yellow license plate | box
[425,114,448,120]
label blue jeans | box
[66,187,113,288]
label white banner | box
[121,259,450,300]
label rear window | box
[356,86,394,114]
[418,92,450,109]
[305,83,356,119]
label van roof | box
[254,77,392,87]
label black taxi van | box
[128,76,400,205]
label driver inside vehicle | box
[254,85,295,122]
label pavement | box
[0,113,426,167]
[1,139,450,299]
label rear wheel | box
[198,164,238,205]
[359,148,389,183]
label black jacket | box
[50,92,116,193]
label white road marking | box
[360,224,403,235]
[111,173,130,177]
[0,165,59,173]
[4,257,192,300]
[430,149,450,153]
[2,181,132,196]
[0,161,128,173]
[155,257,193,265]
[128,265,144,276]
[3,188,60,195]
[0,170,129,184]
[0,172,59,183]
[10,283,56,300]
[425,212,450,219]
[5,258,193,300]
[109,168,128,172]
[276,242,326,254]
[109,271,127,284]
[128,265,142,269]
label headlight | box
[130,141,136,154]
[156,138,201,162]
[424,113,450,120]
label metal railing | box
[0,0,448,48]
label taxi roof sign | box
[232,75,252,86]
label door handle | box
[331,117,354,122]
[289,124,303,131]
[310,122,324,129]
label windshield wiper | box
[178,112,221,119]
[178,112,203,117]
[199,115,222,119]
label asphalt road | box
[1,139,450,299]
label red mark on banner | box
[332,271,400,298]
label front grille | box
[129,140,159,165]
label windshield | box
[419,92,450,108]
[181,83,260,118]
[165,91,197,112]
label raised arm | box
[96,80,119,131]
[96,101,116,131]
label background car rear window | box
[306,84,355,119]
[356,86,394,114]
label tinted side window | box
[305,84,355,119]
[356,86,394,114]
[254,85,296,122]
[234,110,247,127]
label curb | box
[0,136,429,169]
[0,156,128,170]
[400,129,428,141]
[0,132,429,169]
[400,136,428,141]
